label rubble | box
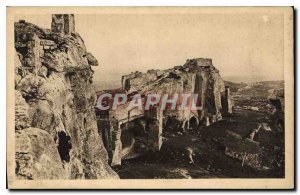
[225,130,262,168]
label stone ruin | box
[51,14,75,35]
[96,58,233,166]
[268,88,284,131]
[14,15,118,179]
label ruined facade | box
[51,14,75,35]
[96,58,233,166]
[14,15,118,179]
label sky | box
[15,11,284,89]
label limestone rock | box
[28,100,65,136]
[14,15,118,179]
[15,128,65,180]
[86,52,99,66]
[14,53,23,86]
[15,90,30,130]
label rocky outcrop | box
[14,15,118,179]
[268,88,284,131]
[97,58,232,166]
[121,58,231,123]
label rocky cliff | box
[14,14,118,179]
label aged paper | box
[7,6,294,189]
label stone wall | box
[14,15,118,179]
[51,14,75,35]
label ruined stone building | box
[14,15,118,179]
[96,58,233,166]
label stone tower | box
[51,14,75,35]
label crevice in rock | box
[15,46,28,59]
[57,131,72,162]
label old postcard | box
[7,6,294,189]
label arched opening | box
[120,117,148,159]
[120,123,135,149]
[205,97,216,114]
[163,116,182,132]
[189,116,198,129]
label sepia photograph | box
[6,6,294,189]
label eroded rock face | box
[97,58,232,166]
[15,90,30,130]
[15,128,65,180]
[14,15,118,179]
